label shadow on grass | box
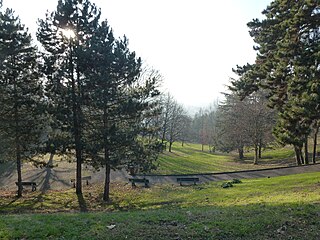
[107,187,185,211]
[135,200,183,209]
[110,199,184,211]
[0,161,16,186]
[77,193,88,212]
[39,153,54,193]
[2,203,320,239]
[161,151,185,157]
[28,153,70,192]
[0,196,20,213]
[231,155,296,166]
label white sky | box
[2,0,272,108]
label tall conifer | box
[230,0,319,164]
[84,20,161,201]
[0,8,43,197]
[37,0,100,194]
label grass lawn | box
[1,172,320,239]
[154,142,296,175]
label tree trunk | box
[238,147,244,160]
[201,144,204,152]
[169,141,173,152]
[14,80,22,197]
[294,145,302,165]
[70,43,82,195]
[300,147,305,165]
[103,107,111,201]
[16,142,22,197]
[313,125,318,164]
[181,141,184,147]
[161,121,167,152]
[161,130,166,149]
[75,134,82,195]
[103,162,111,202]
[258,139,262,159]
[304,135,309,165]
[253,144,258,165]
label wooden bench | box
[70,176,92,188]
[177,177,199,186]
[15,182,37,191]
[129,178,149,187]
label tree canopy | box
[36,0,162,199]
[0,7,43,197]
[230,0,320,164]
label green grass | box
[156,143,234,174]
[1,205,320,239]
[154,142,296,174]
[2,172,320,239]
[245,146,296,164]
[1,143,317,239]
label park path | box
[140,163,320,185]
[1,159,320,191]
[0,160,130,191]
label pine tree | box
[230,0,319,164]
[37,0,101,194]
[0,8,43,197]
[83,20,161,201]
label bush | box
[231,178,242,184]
[221,182,233,188]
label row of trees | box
[147,91,276,165]
[2,0,316,200]
[152,92,276,166]
[0,0,161,200]
[140,93,192,153]
[141,1,318,166]
[157,94,191,152]
[215,91,275,163]
[186,92,275,164]
[230,0,320,165]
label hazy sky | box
[3,0,272,108]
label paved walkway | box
[140,163,320,184]
[0,160,131,191]
[1,160,320,191]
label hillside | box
[0,143,297,191]
[2,143,320,239]
[153,143,296,175]
[1,172,320,239]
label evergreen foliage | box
[230,0,320,164]
[0,8,43,197]
[37,0,101,195]
[37,0,161,199]
[83,20,161,201]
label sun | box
[60,28,76,39]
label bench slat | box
[15,182,37,191]
[177,177,199,186]
[70,176,91,188]
[82,176,92,180]
[128,178,149,187]
[177,178,199,181]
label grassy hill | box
[1,171,320,239]
[2,142,318,239]
[153,142,296,174]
